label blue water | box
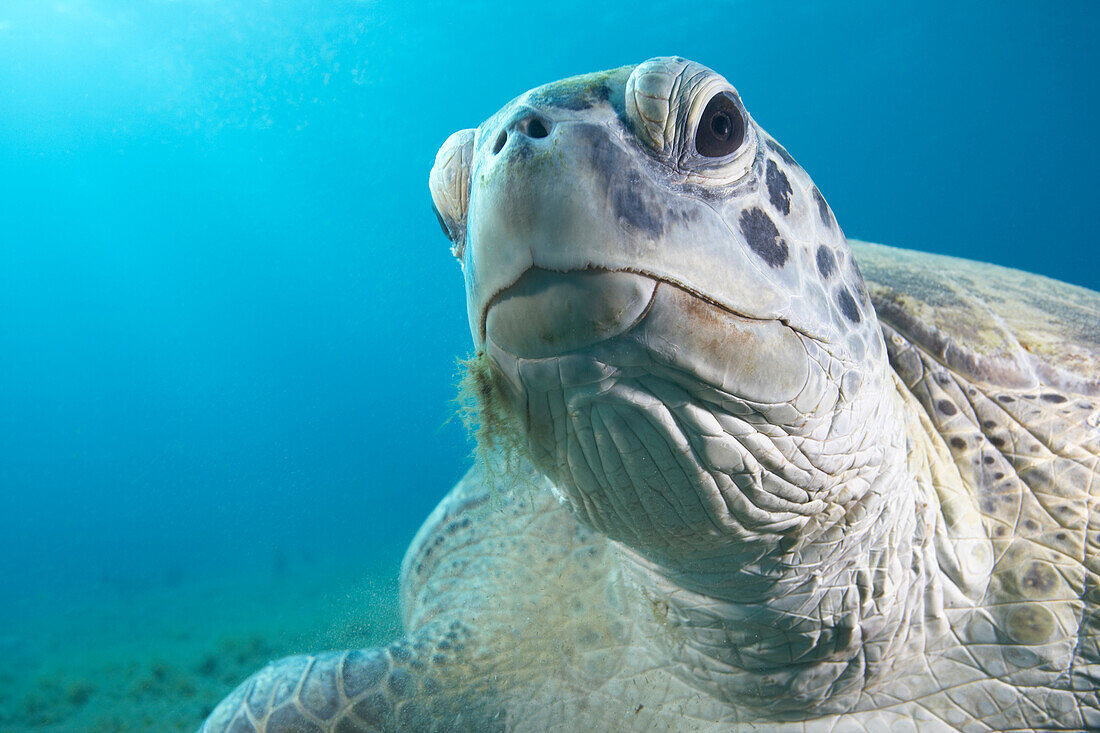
[0,0,1097,720]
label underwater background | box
[1,0,1097,729]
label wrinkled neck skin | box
[483,285,969,717]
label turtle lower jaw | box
[482,265,817,410]
[483,267,658,359]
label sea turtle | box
[201,57,1100,732]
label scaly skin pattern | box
[201,58,1100,731]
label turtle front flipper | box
[199,460,615,732]
[199,620,504,732]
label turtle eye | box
[695,92,744,158]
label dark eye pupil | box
[695,92,744,158]
[711,114,731,139]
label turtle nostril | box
[493,116,549,153]
[527,118,549,139]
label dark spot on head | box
[587,133,664,237]
[812,187,833,228]
[849,260,869,304]
[766,138,797,166]
[950,437,966,450]
[1041,393,1067,404]
[587,127,619,176]
[613,180,664,235]
[765,159,792,215]
[739,207,789,267]
[530,79,611,111]
[816,245,836,279]
[836,287,861,323]
[936,399,958,416]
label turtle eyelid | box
[428,128,475,258]
[625,57,757,187]
[431,201,465,260]
[431,202,457,244]
[625,59,686,153]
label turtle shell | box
[854,240,1100,712]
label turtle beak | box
[429,128,475,259]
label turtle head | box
[430,58,895,567]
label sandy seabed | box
[0,554,403,732]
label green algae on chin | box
[454,351,540,506]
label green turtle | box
[201,57,1100,732]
